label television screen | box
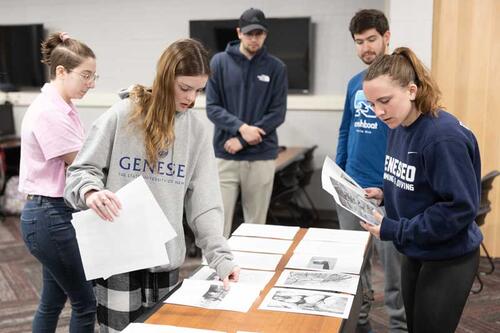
[190,17,312,94]
[0,24,46,92]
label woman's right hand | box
[85,189,122,222]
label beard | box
[361,44,387,65]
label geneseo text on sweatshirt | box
[380,110,482,260]
[64,98,236,278]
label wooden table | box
[275,146,309,172]
[141,229,366,333]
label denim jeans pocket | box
[20,214,38,252]
[48,207,76,240]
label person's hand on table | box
[222,266,240,290]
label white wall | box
[388,0,434,68]
[0,0,433,210]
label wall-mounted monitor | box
[0,24,46,92]
[190,17,312,94]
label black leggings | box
[401,249,479,333]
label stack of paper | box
[71,176,177,280]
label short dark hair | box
[349,9,389,39]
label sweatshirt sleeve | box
[205,55,245,136]
[380,139,480,246]
[253,63,288,134]
[64,108,117,210]
[335,86,352,170]
[184,131,236,279]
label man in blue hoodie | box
[335,9,407,333]
[206,8,288,237]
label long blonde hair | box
[365,47,443,116]
[129,39,210,165]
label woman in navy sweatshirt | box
[360,47,482,333]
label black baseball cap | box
[239,8,268,34]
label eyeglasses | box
[70,70,99,83]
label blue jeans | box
[21,196,96,333]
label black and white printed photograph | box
[165,279,260,313]
[308,256,338,270]
[275,270,359,294]
[330,176,380,226]
[321,156,382,226]
[200,284,228,307]
[286,253,363,275]
[259,288,354,319]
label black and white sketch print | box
[259,288,354,319]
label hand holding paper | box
[71,176,177,280]
[321,156,383,226]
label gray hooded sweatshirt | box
[64,98,235,279]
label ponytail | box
[365,47,442,116]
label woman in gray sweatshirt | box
[64,38,239,332]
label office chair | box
[471,169,499,294]
[268,159,304,226]
[296,145,319,226]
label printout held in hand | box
[71,176,176,280]
[321,156,383,226]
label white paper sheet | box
[294,240,365,258]
[202,251,282,271]
[321,156,382,225]
[190,266,274,290]
[259,287,354,319]
[275,269,359,295]
[121,323,226,333]
[71,176,177,280]
[165,279,261,313]
[231,223,299,240]
[285,253,363,275]
[303,228,370,245]
[228,236,293,254]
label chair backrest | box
[476,170,500,226]
[274,159,302,191]
[297,145,318,187]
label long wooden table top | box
[275,146,309,172]
[144,228,364,333]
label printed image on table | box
[260,288,353,318]
[308,256,337,270]
[201,284,228,307]
[276,270,359,294]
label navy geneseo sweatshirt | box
[205,41,287,161]
[380,110,483,260]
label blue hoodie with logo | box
[380,111,483,260]
[205,40,287,161]
[335,70,388,188]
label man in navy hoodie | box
[206,8,287,237]
[335,9,407,333]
